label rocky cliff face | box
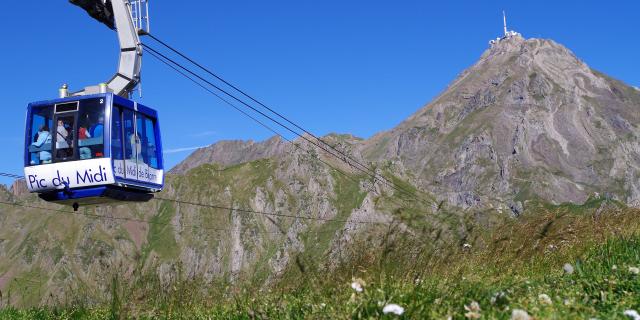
[362,36,640,211]
[1,36,638,305]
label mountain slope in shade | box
[362,35,640,212]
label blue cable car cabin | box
[23,93,164,209]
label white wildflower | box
[382,303,405,316]
[320,303,326,308]
[538,293,552,305]
[465,301,481,312]
[624,309,640,320]
[612,265,618,271]
[563,263,574,274]
[463,243,472,249]
[350,278,365,293]
[464,301,481,319]
[511,309,532,320]
[629,266,640,275]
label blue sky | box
[0,1,638,185]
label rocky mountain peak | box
[362,36,640,210]
[170,136,288,174]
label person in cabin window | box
[79,118,93,160]
[90,115,104,138]
[96,115,106,156]
[88,115,105,157]
[56,120,69,148]
[31,124,52,164]
[56,120,71,158]
[79,121,92,140]
[129,132,142,161]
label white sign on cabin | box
[24,158,115,192]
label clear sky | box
[0,1,638,186]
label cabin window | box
[122,108,141,180]
[26,98,106,166]
[111,106,123,161]
[123,109,136,161]
[111,106,125,179]
[109,103,161,183]
[137,114,159,169]
[78,99,105,160]
[27,105,54,165]
[52,112,76,161]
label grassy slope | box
[1,200,639,319]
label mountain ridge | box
[175,35,640,211]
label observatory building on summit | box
[489,11,522,46]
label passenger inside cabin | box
[56,120,71,158]
[79,118,92,160]
[79,121,91,140]
[90,116,104,138]
[94,115,104,157]
[129,132,142,161]
[31,124,52,164]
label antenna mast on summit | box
[503,11,508,36]
[489,10,521,46]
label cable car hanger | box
[23,0,162,211]
[67,0,149,98]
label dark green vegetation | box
[1,201,639,319]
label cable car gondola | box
[24,93,163,208]
[23,0,162,210]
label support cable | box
[146,33,382,180]
[144,50,430,213]
[0,170,386,225]
[142,44,432,206]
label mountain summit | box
[361,35,640,211]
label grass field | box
[1,202,639,319]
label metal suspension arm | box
[70,0,142,97]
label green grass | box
[142,200,178,260]
[1,198,640,319]
[3,231,639,319]
[5,268,48,308]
